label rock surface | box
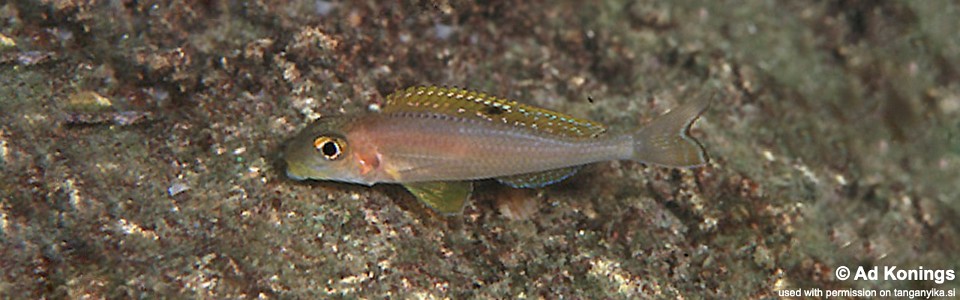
[1,0,958,298]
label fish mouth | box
[286,169,307,181]
[284,162,314,181]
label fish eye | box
[313,136,344,160]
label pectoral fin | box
[402,181,473,215]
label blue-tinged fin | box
[384,86,607,138]
[402,181,473,215]
[495,166,581,188]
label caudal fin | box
[632,95,711,168]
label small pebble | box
[168,181,190,196]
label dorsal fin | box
[384,86,607,138]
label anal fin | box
[495,166,580,188]
[402,181,473,215]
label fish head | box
[283,117,374,185]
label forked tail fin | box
[632,95,711,168]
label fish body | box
[284,86,709,214]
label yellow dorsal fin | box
[384,86,607,138]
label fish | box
[283,86,710,214]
